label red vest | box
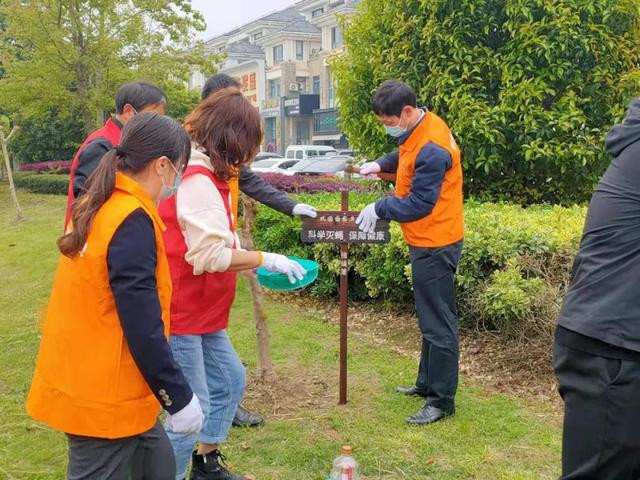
[65,118,122,228]
[159,166,237,335]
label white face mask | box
[158,162,181,201]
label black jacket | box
[559,99,640,352]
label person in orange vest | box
[159,87,305,480]
[27,113,204,479]
[357,79,464,426]
[65,81,167,228]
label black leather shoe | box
[396,385,428,397]
[232,405,264,428]
[189,450,247,480]
[406,405,454,425]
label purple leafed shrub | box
[19,160,72,174]
[256,173,370,194]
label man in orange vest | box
[357,79,464,426]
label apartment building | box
[189,1,360,153]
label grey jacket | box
[239,167,296,215]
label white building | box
[189,1,360,153]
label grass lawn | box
[0,185,561,479]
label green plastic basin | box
[256,257,319,291]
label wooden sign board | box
[301,211,391,244]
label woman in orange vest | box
[27,113,204,480]
[159,88,305,480]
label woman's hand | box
[261,253,306,284]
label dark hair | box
[372,79,417,116]
[201,74,241,101]
[115,82,167,114]
[59,113,190,257]
[186,87,262,181]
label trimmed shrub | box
[253,193,586,337]
[255,173,373,194]
[332,0,640,205]
[19,160,71,174]
[14,172,68,195]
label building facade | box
[189,1,359,154]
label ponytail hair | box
[58,113,190,257]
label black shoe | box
[189,450,247,480]
[232,405,264,428]
[396,385,428,397]
[406,405,455,426]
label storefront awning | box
[312,134,342,141]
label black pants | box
[554,341,640,479]
[66,420,175,480]
[410,241,462,411]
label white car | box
[250,158,300,174]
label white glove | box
[356,203,380,234]
[293,203,318,218]
[165,394,203,435]
[262,253,307,284]
[358,162,381,176]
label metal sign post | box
[301,163,390,404]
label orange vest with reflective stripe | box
[396,111,464,247]
[26,173,172,439]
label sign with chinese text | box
[301,211,390,244]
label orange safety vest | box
[229,177,239,223]
[26,173,172,439]
[396,111,464,247]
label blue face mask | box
[383,113,408,137]
[384,124,407,137]
[159,162,182,201]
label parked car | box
[284,155,350,177]
[284,145,337,161]
[255,152,283,162]
[250,158,299,173]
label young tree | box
[0,1,218,134]
[333,0,640,204]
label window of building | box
[312,76,321,95]
[296,76,308,93]
[327,70,336,108]
[312,7,324,18]
[269,79,281,99]
[296,40,304,61]
[331,26,344,49]
[273,45,284,64]
[265,118,277,144]
[297,120,310,145]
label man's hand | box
[292,203,317,218]
[358,162,382,176]
[356,203,379,234]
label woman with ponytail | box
[27,113,204,480]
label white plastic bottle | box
[330,446,360,480]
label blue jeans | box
[165,331,246,480]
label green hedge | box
[254,193,586,337]
[14,172,68,195]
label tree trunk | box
[0,126,24,222]
[239,194,276,382]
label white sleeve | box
[176,174,236,274]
